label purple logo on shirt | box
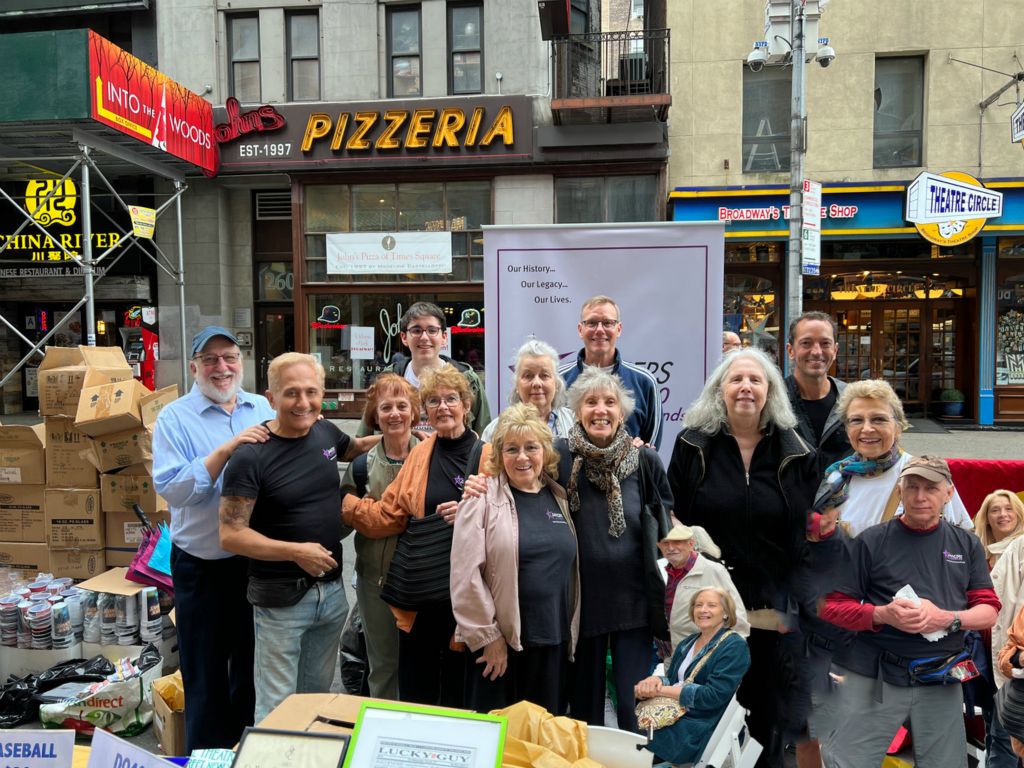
[323,446,337,461]
[546,510,568,525]
[943,549,964,563]
[453,474,465,490]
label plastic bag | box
[0,676,39,729]
[39,643,163,737]
[339,601,369,696]
[0,654,114,728]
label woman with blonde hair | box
[976,490,1024,566]
[452,403,580,713]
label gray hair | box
[566,366,636,422]
[683,347,797,434]
[508,338,567,408]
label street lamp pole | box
[785,0,806,374]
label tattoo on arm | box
[220,496,256,529]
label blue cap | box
[191,326,238,357]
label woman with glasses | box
[342,365,486,707]
[451,403,580,713]
[813,379,972,538]
[479,338,575,442]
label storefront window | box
[303,181,490,284]
[821,240,977,260]
[996,271,1024,386]
[803,271,969,302]
[998,237,1024,259]
[723,273,778,359]
[725,241,782,263]
[307,292,485,389]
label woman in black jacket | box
[667,347,818,768]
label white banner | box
[483,222,725,461]
[350,325,375,360]
[325,231,452,274]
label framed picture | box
[342,701,506,768]
[231,728,349,768]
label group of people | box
[152,300,1023,768]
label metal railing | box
[552,28,670,100]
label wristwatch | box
[947,611,962,633]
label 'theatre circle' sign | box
[905,170,1003,247]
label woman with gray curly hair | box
[559,366,673,731]
[479,338,575,442]
[666,346,818,766]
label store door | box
[256,306,294,393]
[814,300,960,411]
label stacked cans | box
[98,592,117,645]
[82,590,100,643]
[114,594,140,645]
[0,594,21,647]
[139,587,162,644]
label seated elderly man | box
[659,523,749,653]
[821,455,1000,768]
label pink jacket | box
[451,473,580,657]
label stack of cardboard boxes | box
[0,346,177,580]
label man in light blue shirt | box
[153,326,275,751]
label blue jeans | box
[253,578,349,722]
[986,699,1022,768]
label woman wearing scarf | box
[559,367,673,731]
[666,347,818,768]
[813,379,973,538]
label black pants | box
[570,626,653,732]
[738,627,795,768]
[398,602,467,708]
[171,545,255,752]
[466,642,569,715]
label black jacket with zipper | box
[666,424,819,613]
[784,374,852,479]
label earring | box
[722,615,729,621]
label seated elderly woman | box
[813,378,973,537]
[480,338,575,442]
[634,586,750,765]
[451,403,579,715]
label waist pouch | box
[905,650,977,685]
[380,513,454,611]
[247,575,313,608]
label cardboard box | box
[152,675,185,756]
[0,484,45,541]
[103,547,134,568]
[83,428,152,473]
[44,488,103,548]
[0,423,46,485]
[49,548,106,580]
[0,541,51,573]
[101,465,162,514]
[140,386,178,427]
[257,693,469,733]
[0,643,82,683]
[36,346,133,417]
[45,417,99,488]
[75,378,150,437]
[104,509,171,564]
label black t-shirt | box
[512,485,576,647]
[223,420,351,581]
[556,440,673,637]
[836,518,993,685]
[424,430,478,516]
[801,382,837,444]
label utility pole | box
[785,0,807,373]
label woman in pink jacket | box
[451,403,581,714]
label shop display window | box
[723,273,779,359]
[803,271,970,302]
[725,242,782,263]
[307,292,485,390]
[996,270,1024,386]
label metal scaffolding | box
[0,132,191,393]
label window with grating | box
[256,191,292,220]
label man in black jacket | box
[784,311,852,478]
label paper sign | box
[87,729,176,768]
[802,179,822,230]
[325,231,453,274]
[801,227,820,276]
[349,326,375,360]
[128,206,156,239]
[0,730,74,768]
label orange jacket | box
[998,601,1024,681]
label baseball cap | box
[661,524,695,543]
[899,455,952,484]
[191,326,239,357]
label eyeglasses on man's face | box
[424,394,462,409]
[581,319,619,331]
[195,352,241,366]
[406,325,443,338]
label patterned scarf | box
[813,445,904,512]
[566,422,639,538]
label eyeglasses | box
[502,444,543,458]
[195,352,241,366]
[406,326,443,338]
[424,394,462,409]
[582,319,619,330]
[846,416,894,428]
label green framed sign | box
[342,700,507,768]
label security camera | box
[746,46,769,73]
[817,45,836,68]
